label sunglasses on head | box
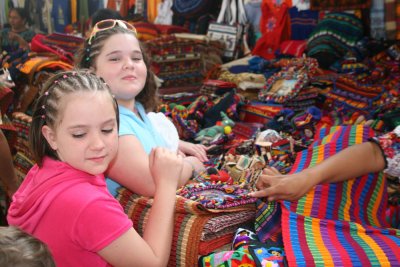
[88,19,137,45]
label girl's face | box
[8,10,25,30]
[94,33,147,109]
[42,91,118,175]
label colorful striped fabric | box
[117,189,255,267]
[281,125,400,266]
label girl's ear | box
[41,125,58,150]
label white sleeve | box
[147,112,179,152]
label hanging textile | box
[51,0,71,33]
[107,0,129,17]
[147,0,161,23]
[310,0,371,10]
[385,0,397,40]
[370,0,386,40]
[252,0,291,60]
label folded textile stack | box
[145,35,223,93]
[326,75,385,111]
[11,112,34,182]
[117,187,256,267]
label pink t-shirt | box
[8,157,133,267]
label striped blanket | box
[117,189,255,267]
[282,125,400,266]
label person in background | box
[7,70,184,267]
[250,125,399,201]
[76,20,207,197]
[0,8,36,53]
[0,226,55,267]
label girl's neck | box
[119,99,138,115]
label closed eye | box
[72,133,86,138]
[102,128,114,134]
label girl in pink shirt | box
[8,69,183,267]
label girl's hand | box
[148,147,183,188]
[184,156,205,174]
[249,167,315,201]
[178,141,208,162]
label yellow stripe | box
[355,125,363,144]
[370,173,385,226]
[342,178,354,221]
[354,223,389,264]
[312,218,335,266]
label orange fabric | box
[147,0,162,23]
[71,0,77,23]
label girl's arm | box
[98,147,182,267]
[250,141,386,201]
[107,135,194,197]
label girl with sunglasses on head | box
[7,70,184,267]
[76,20,207,197]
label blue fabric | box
[106,102,167,196]
[289,7,319,40]
[51,0,71,33]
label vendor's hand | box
[8,32,28,49]
[8,31,24,43]
[248,167,315,201]
[178,140,208,162]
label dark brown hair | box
[29,69,118,167]
[0,226,55,267]
[75,25,159,111]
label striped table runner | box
[282,125,400,266]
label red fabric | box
[252,0,291,59]
[198,233,234,255]
[30,34,74,64]
[279,40,307,57]
[132,21,160,41]
[155,24,189,35]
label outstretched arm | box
[250,141,386,201]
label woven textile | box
[11,112,34,182]
[310,0,371,10]
[327,75,385,111]
[117,188,256,267]
[281,125,400,266]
